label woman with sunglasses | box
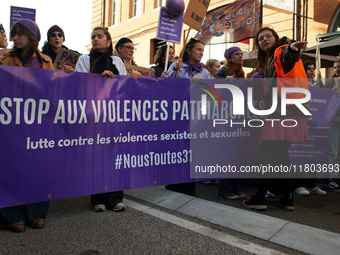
[42,25,80,63]
[0,19,54,232]
[75,27,127,212]
[165,38,210,80]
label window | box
[130,0,141,19]
[150,39,166,64]
[110,0,119,26]
[154,0,165,8]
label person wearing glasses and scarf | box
[41,25,80,63]
[165,38,210,80]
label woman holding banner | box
[215,46,246,200]
[214,46,245,79]
[75,27,128,212]
[164,38,210,196]
[165,38,210,80]
[0,19,53,232]
[243,27,309,211]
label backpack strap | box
[17,55,30,67]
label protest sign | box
[157,7,183,44]
[54,48,81,70]
[124,64,152,76]
[10,6,36,38]
[182,0,210,31]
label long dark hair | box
[303,60,315,72]
[254,27,279,72]
[9,23,38,60]
[222,57,245,78]
[182,38,204,62]
[90,27,113,73]
[154,44,174,65]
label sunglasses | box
[51,32,64,38]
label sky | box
[1,0,92,54]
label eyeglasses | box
[51,32,64,38]
[122,45,136,51]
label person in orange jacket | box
[243,27,309,211]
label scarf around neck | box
[184,60,203,77]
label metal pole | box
[164,41,170,72]
[294,0,297,40]
[316,36,321,76]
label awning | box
[243,48,338,68]
[301,53,337,68]
[304,36,340,56]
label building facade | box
[90,0,340,70]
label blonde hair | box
[204,59,219,70]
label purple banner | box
[156,7,183,44]
[1,66,340,208]
[290,87,340,165]
[0,66,191,208]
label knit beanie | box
[15,19,41,41]
[115,37,132,51]
[47,25,65,42]
[224,46,242,59]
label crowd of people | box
[0,19,339,232]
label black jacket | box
[41,42,80,63]
[214,67,229,79]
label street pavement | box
[0,182,339,255]
[195,180,340,235]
